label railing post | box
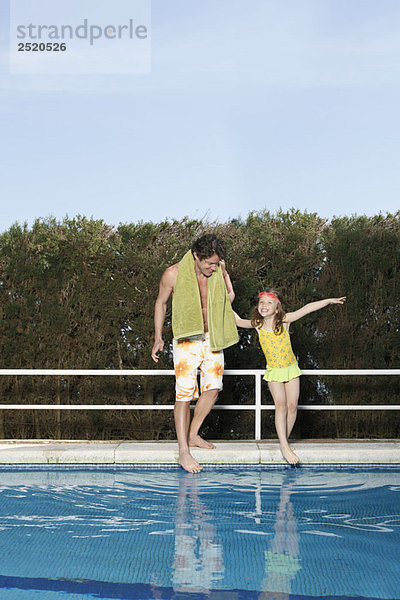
[255,372,261,441]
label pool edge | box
[0,440,399,465]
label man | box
[151,234,238,473]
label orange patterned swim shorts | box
[173,333,224,402]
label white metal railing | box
[0,369,398,440]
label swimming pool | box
[0,466,399,599]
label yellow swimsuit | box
[258,327,302,383]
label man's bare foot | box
[189,434,215,449]
[179,450,203,473]
[280,445,300,465]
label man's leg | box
[174,400,203,473]
[173,337,203,472]
[188,389,218,449]
[189,335,223,449]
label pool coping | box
[0,439,399,465]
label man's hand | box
[151,338,164,363]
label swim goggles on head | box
[258,292,281,304]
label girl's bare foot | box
[179,451,203,473]
[189,434,215,449]
[280,445,300,465]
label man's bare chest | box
[197,277,208,308]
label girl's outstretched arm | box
[285,297,346,324]
[233,311,254,328]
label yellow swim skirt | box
[263,362,302,383]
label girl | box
[234,289,346,465]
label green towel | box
[172,250,239,351]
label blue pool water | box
[0,467,399,600]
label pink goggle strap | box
[258,292,281,304]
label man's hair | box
[191,234,226,260]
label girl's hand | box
[220,259,235,303]
[330,297,346,305]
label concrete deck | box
[0,440,399,465]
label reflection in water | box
[172,473,225,595]
[261,475,301,599]
[0,469,399,598]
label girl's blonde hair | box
[250,287,286,334]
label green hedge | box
[0,210,398,439]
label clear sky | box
[1,0,399,233]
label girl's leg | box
[284,377,300,439]
[268,381,287,444]
[268,381,300,465]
